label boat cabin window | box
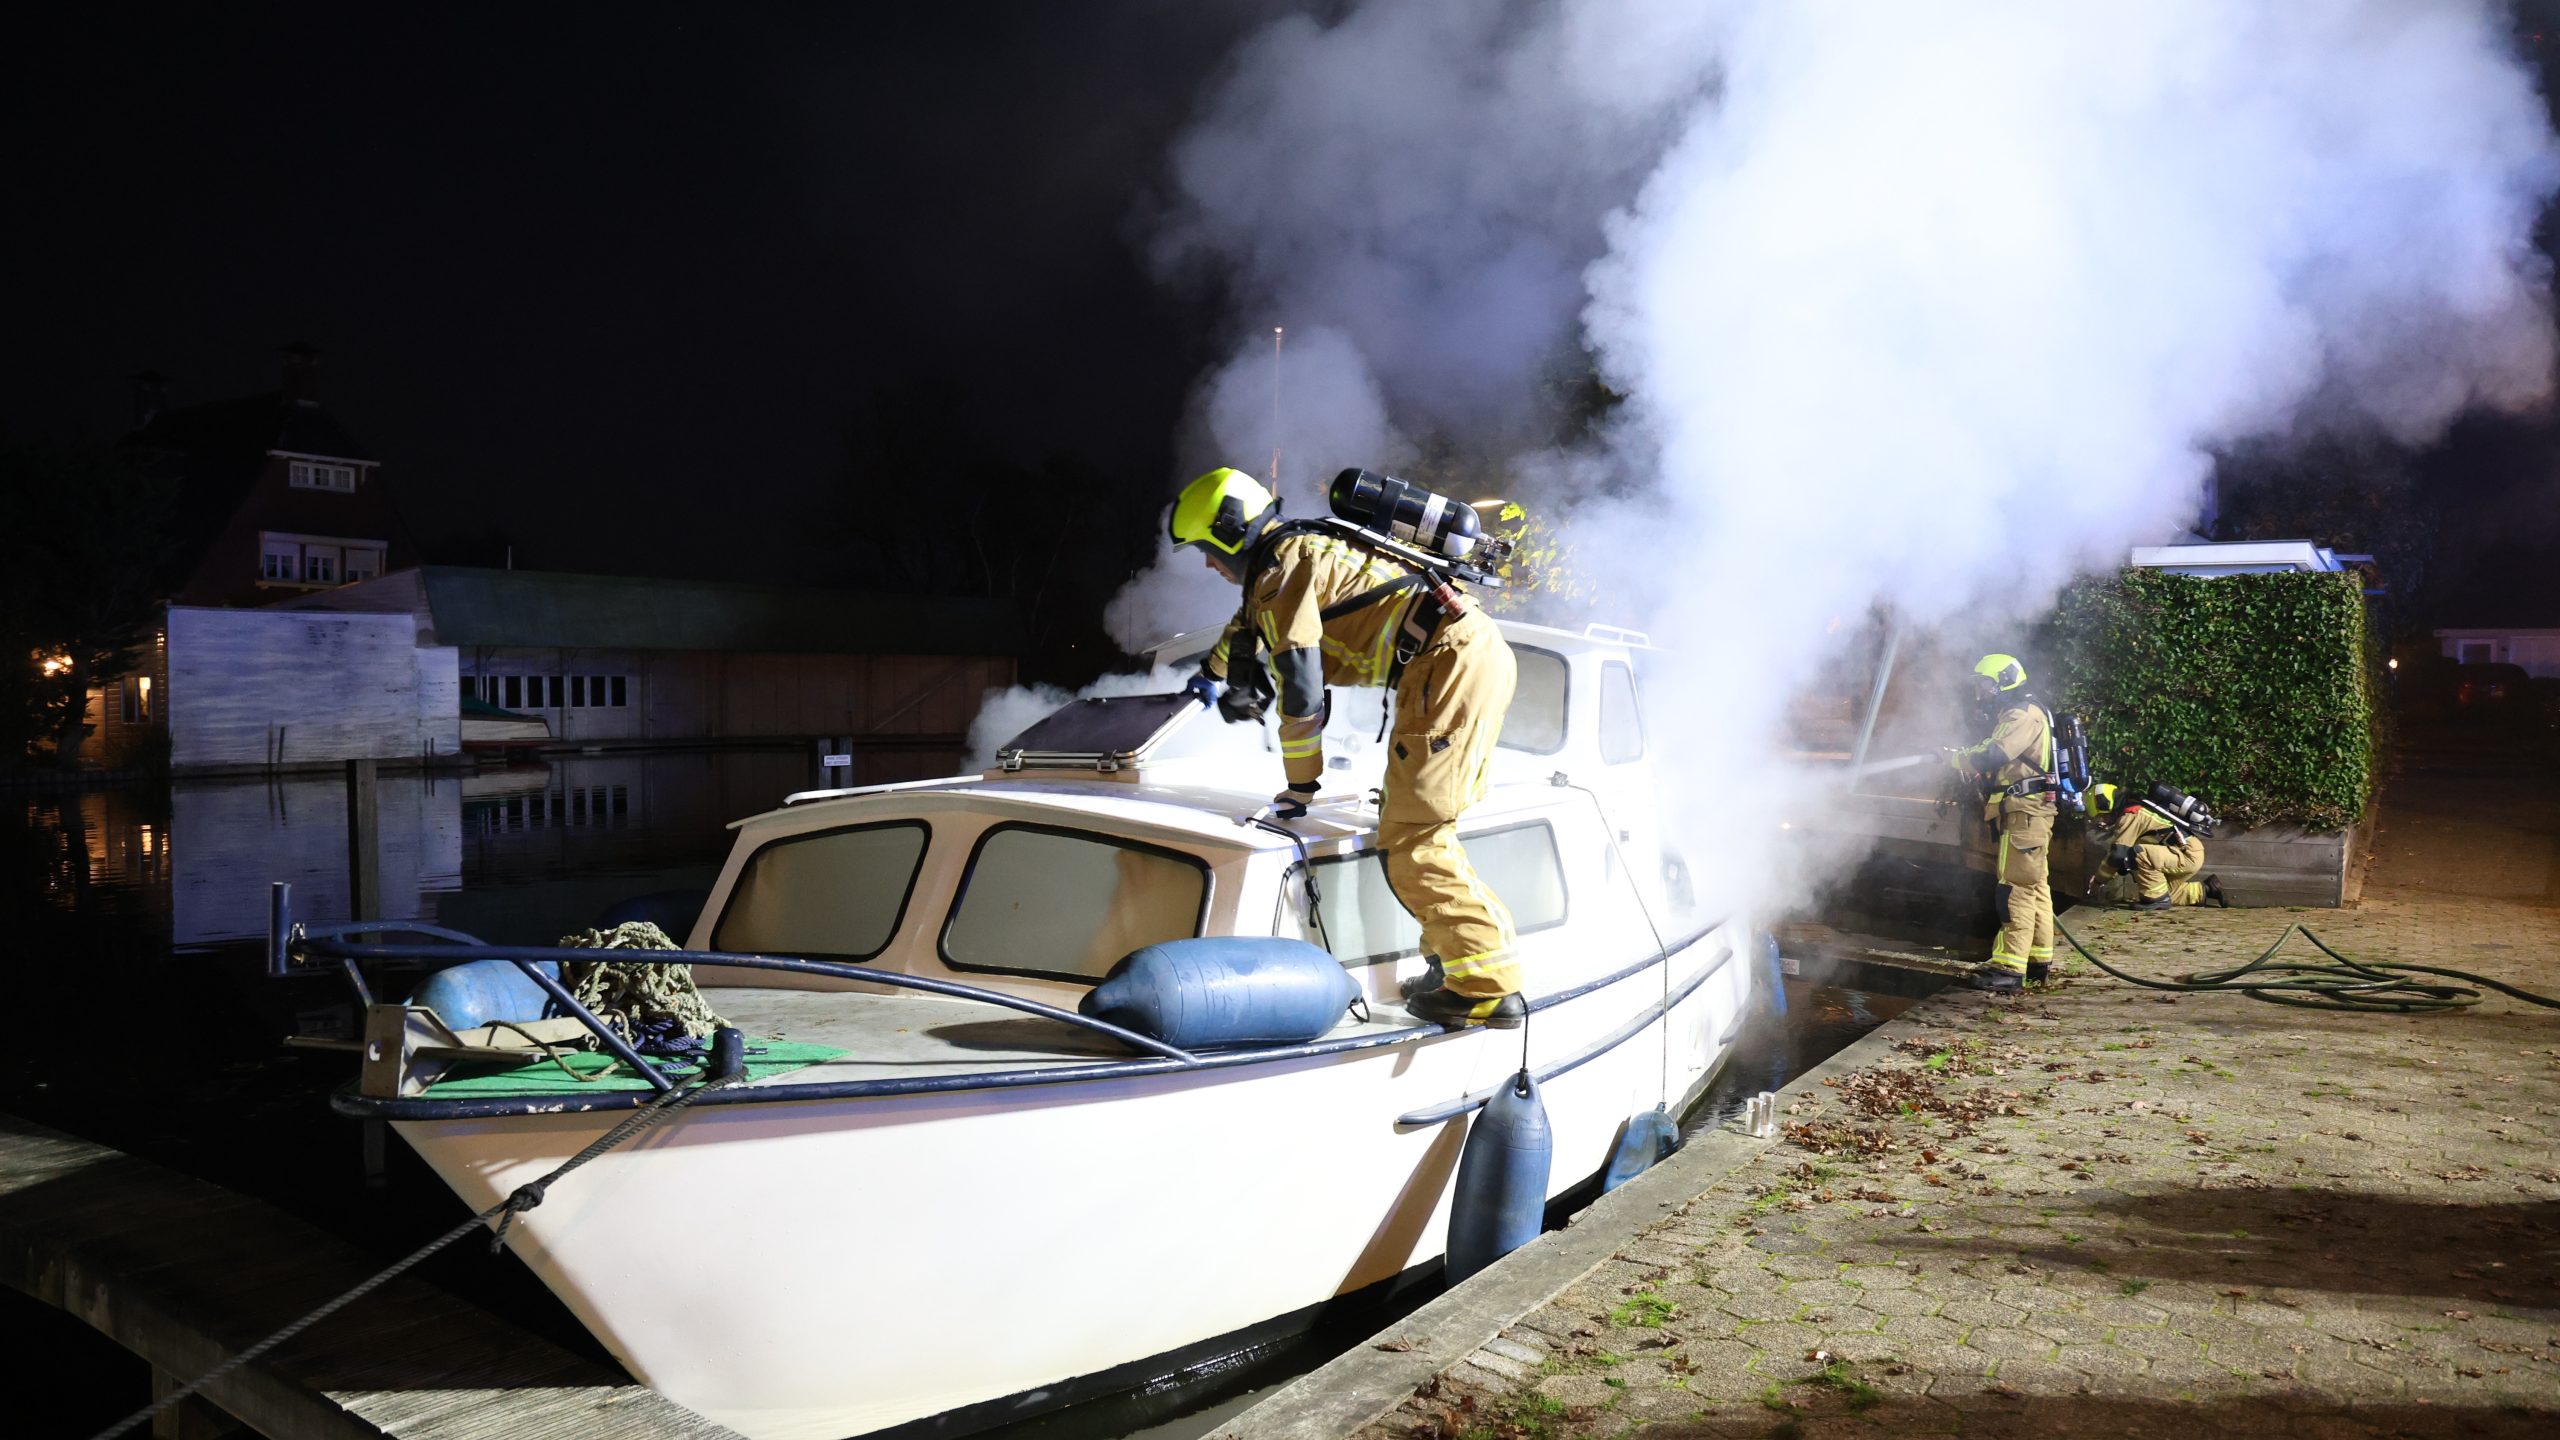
[942,824,1210,982]
[1599,660,1644,764]
[1498,645,1567,755]
[712,821,930,962]
[1288,821,1568,964]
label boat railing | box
[265,881,1202,1095]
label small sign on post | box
[811,736,855,790]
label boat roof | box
[736,770,1557,853]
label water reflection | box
[13,746,957,950]
[1683,977,1916,1138]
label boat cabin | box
[690,620,1682,1008]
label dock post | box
[345,758,379,923]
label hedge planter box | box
[2183,815,2372,909]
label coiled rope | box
[89,1070,742,1440]
[2056,920,2560,1014]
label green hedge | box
[2043,569,2377,830]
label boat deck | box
[706,987,1420,1086]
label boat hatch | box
[993,690,1203,776]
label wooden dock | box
[0,1110,742,1440]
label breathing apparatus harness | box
[1971,696,2094,818]
[1224,469,1512,730]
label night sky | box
[3,2,1293,584]
[7,1,2557,627]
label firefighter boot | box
[2203,874,2228,908]
[2024,960,2052,985]
[1406,984,1526,1029]
[1397,956,1446,1003]
[1967,966,2023,993]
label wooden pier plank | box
[0,1111,744,1440]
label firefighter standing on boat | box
[1168,466,1525,1028]
[1946,654,2055,992]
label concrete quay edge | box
[1213,1000,1933,1440]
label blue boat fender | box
[1598,1106,1682,1194]
[1080,937,1359,1050]
[1445,1071,1552,1284]
[408,958,560,1032]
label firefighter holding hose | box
[1168,466,1524,1028]
[1946,654,2055,992]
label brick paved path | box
[1363,733,2560,1439]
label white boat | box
[287,619,1761,1440]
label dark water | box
[2,757,1907,1439]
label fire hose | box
[2054,920,2560,1015]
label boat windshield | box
[1294,820,1570,964]
[941,824,1209,981]
[712,820,930,961]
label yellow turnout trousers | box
[2100,836,2208,905]
[1378,612,1520,998]
[1990,802,2055,976]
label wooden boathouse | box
[281,565,1021,752]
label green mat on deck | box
[420,1041,847,1098]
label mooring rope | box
[2057,920,2560,1014]
[89,1070,743,1440]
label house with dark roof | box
[78,347,418,768]
[123,344,413,606]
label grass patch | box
[1804,1361,1883,1411]
[1592,1350,1627,1367]
[1610,1291,1678,1328]
[2120,1278,2151,1296]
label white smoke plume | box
[1115,0,2560,923]
[1103,324,1409,653]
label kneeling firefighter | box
[1169,465,1524,1028]
[1945,654,2055,992]
[2088,783,2225,909]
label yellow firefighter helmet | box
[1169,467,1278,557]
[1972,653,2028,700]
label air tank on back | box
[1328,468,1483,562]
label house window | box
[261,539,299,581]
[344,548,382,583]
[120,675,153,724]
[610,675,627,707]
[502,675,523,710]
[288,460,358,492]
[569,676,587,708]
[302,550,336,583]
[546,675,564,708]
[2458,641,2494,664]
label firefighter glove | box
[1271,783,1319,821]
[1181,672,1219,708]
[2109,844,2135,874]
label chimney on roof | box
[279,341,321,403]
[128,370,172,426]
